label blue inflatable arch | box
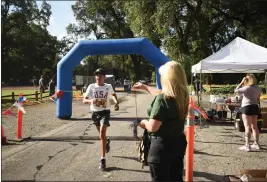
[57,38,170,119]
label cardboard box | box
[227,169,267,182]
[261,107,267,113]
[261,112,267,128]
[241,169,267,182]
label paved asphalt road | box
[2,92,267,181]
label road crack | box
[33,145,74,180]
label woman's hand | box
[132,82,146,90]
[240,77,247,85]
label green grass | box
[2,89,81,98]
[2,89,37,96]
[2,90,50,100]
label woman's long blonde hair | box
[244,74,257,86]
[160,61,189,118]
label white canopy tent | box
[191,37,267,74]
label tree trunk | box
[130,54,141,82]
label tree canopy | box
[2,0,267,84]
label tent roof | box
[191,37,267,73]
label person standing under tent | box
[193,76,202,101]
[83,68,119,170]
[235,74,261,151]
[133,61,188,182]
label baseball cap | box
[94,68,106,75]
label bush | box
[151,71,156,84]
[207,84,266,95]
[259,85,266,94]
[207,85,236,95]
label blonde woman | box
[235,74,261,151]
[133,61,188,182]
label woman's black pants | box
[148,155,185,182]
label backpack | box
[137,129,150,168]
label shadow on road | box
[1,141,25,146]
[66,117,148,122]
[193,171,224,181]
[2,181,34,182]
[209,122,235,126]
[220,131,233,134]
[67,118,90,121]
[195,140,243,145]
[104,167,149,173]
[23,136,139,141]
[23,137,95,144]
[218,134,242,138]
[112,155,140,162]
[194,150,228,157]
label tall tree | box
[124,0,267,80]
[67,0,155,81]
[1,0,60,83]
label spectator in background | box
[235,74,262,151]
[39,75,46,100]
[48,78,56,96]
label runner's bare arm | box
[111,93,119,111]
[111,93,119,104]
[83,97,95,104]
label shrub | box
[259,85,266,94]
[207,84,266,95]
[207,85,236,95]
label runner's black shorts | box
[240,104,260,116]
[91,110,110,126]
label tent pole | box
[190,73,193,95]
[265,70,267,94]
[198,71,202,106]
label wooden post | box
[35,91,38,101]
[1,125,7,144]
[12,92,15,103]
[265,70,267,94]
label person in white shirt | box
[39,75,46,100]
[83,68,119,170]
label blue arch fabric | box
[57,38,169,119]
